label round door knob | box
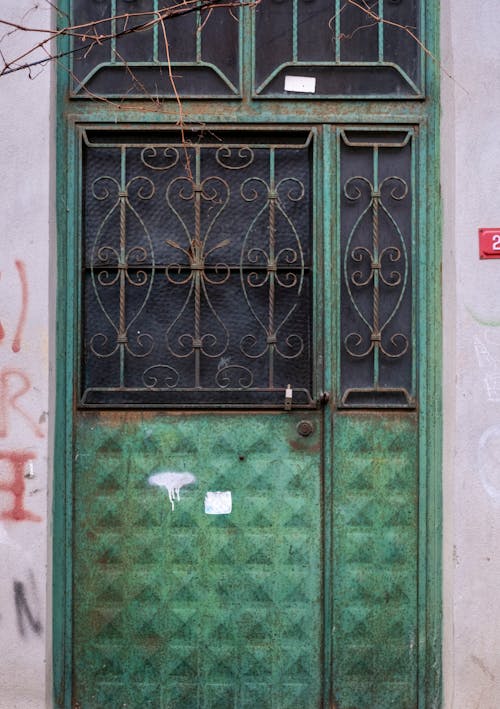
[297,420,314,437]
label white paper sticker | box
[284,75,316,93]
[205,491,232,515]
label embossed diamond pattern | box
[73,413,322,708]
[332,414,418,709]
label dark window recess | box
[71,0,240,97]
[339,129,415,408]
[81,130,314,408]
[254,0,422,98]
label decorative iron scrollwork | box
[240,174,306,383]
[89,174,155,362]
[339,130,415,408]
[81,132,313,407]
[343,174,409,361]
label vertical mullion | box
[372,145,380,389]
[111,0,117,63]
[153,0,159,62]
[335,0,341,63]
[119,146,127,388]
[334,127,342,404]
[378,0,384,62]
[268,147,276,388]
[196,0,202,62]
[321,123,334,709]
[410,129,417,400]
[293,0,298,62]
[194,146,202,387]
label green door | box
[55,3,441,708]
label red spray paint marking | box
[12,260,28,353]
[0,450,41,522]
[0,272,5,343]
[0,369,45,439]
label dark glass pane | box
[81,130,314,408]
[297,0,336,62]
[254,0,422,97]
[383,0,420,87]
[71,1,240,97]
[201,6,239,88]
[160,0,197,62]
[254,0,293,89]
[115,0,154,63]
[338,2,378,62]
[72,0,112,92]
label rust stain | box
[288,438,321,452]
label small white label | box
[205,491,232,515]
[284,75,316,94]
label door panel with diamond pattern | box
[73,412,323,708]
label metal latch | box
[284,384,293,410]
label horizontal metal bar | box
[340,387,415,408]
[85,264,313,272]
[80,386,317,408]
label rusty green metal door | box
[71,127,327,708]
[55,2,441,708]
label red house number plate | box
[479,228,500,259]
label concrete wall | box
[1,0,500,707]
[0,2,53,707]
[441,2,500,708]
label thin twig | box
[157,11,193,179]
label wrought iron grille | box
[254,0,422,97]
[339,129,415,407]
[81,129,314,407]
[71,0,240,97]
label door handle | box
[318,391,330,407]
[284,388,329,410]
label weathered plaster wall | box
[0,2,53,707]
[441,2,500,708]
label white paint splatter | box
[148,471,196,510]
[478,426,500,502]
[474,334,500,401]
[205,491,232,515]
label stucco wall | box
[0,2,53,707]
[441,2,500,708]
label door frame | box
[53,4,442,706]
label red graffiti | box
[12,260,28,353]
[0,272,5,343]
[0,369,45,439]
[0,450,41,522]
[0,260,28,353]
